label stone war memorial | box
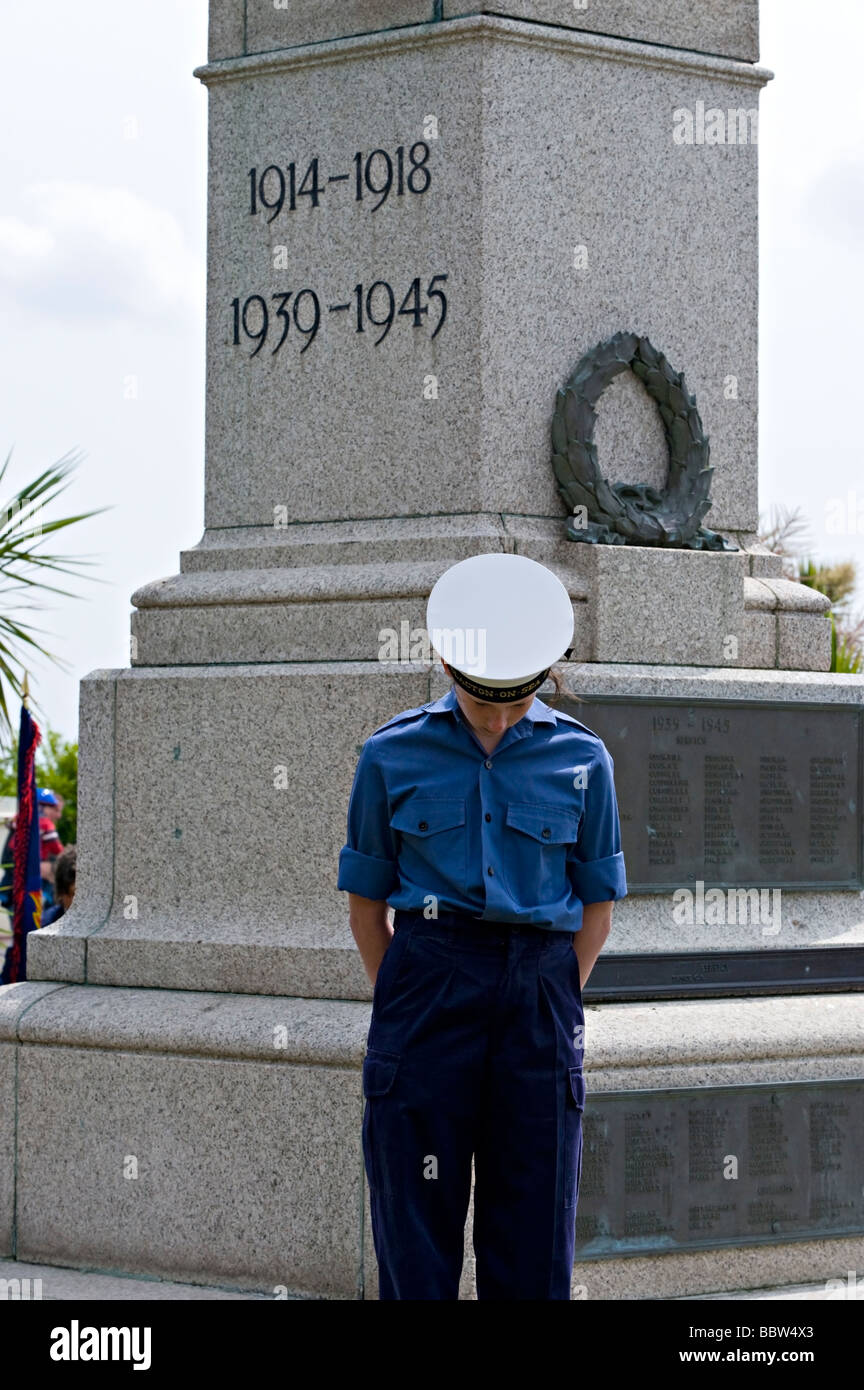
[2,0,863,1301]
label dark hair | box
[54,845,76,898]
[541,665,583,708]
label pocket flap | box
[507,801,582,844]
[390,796,466,836]
[362,1048,400,1097]
[568,1066,586,1110]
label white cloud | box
[0,181,204,322]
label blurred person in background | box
[38,788,64,907]
[42,846,76,926]
[0,787,65,911]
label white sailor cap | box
[426,553,575,703]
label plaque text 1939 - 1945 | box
[561,698,862,892]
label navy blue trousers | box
[362,908,586,1300]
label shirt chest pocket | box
[504,801,583,906]
[389,796,467,890]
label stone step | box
[681,1280,864,1301]
[3,1258,861,1301]
[0,1259,276,1301]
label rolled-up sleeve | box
[337,739,400,901]
[567,743,628,904]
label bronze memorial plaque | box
[560,697,862,892]
[574,1079,864,1258]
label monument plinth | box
[2,0,863,1299]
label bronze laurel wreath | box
[551,331,737,550]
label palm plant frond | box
[0,448,111,740]
[829,611,864,673]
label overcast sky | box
[0,1,861,742]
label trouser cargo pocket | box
[362,1048,401,1194]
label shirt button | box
[485,812,491,822]
[542,827,551,838]
[488,866,494,876]
[484,759,493,769]
[418,821,428,831]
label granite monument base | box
[3,658,861,1296]
[131,523,831,672]
[25,659,861,996]
[2,980,863,1299]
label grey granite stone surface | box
[138,511,819,673]
[690,1278,864,1301]
[19,976,864,1082]
[0,981,66,1041]
[246,1,435,54]
[208,0,245,61]
[29,674,118,985]
[562,661,864,705]
[81,935,374,999]
[745,577,831,613]
[476,25,765,533]
[2,1248,861,1301]
[737,611,775,668]
[442,2,759,63]
[600,886,864,957]
[571,546,747,666]
[129,551,827,670]
[28,665,431,995]
[1,984,68,1251]
[195,19,770,536]
[129,555,588,666]
[179,512,511,571]
[0,1258,273,1299]
[16,1044,363,1294]
[25,927,86,985]
[778,612,833,671]
[176,514,784,579]
[585,993,864,1077]
[133,557,588,607]
[0,1044,13,1253]
[573,1236,864,1300]
[132,596,435,667]
[17,985,369,1064]
[748,548,785,577]
[210,1,760,65]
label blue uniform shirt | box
[337,686,627,932]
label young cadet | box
[337,553,627,1300]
